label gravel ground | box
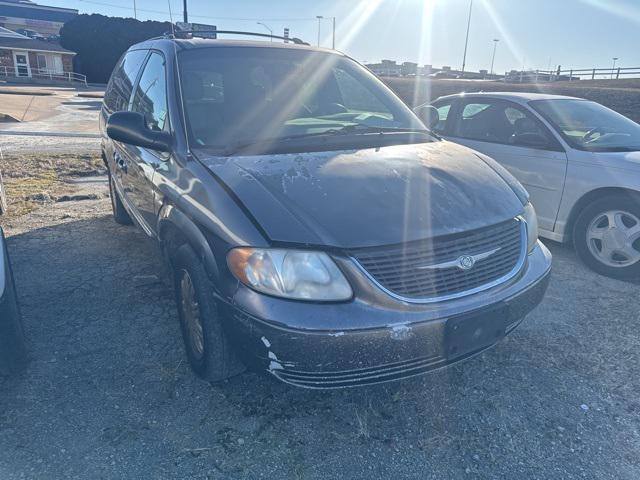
[0,188,639,479]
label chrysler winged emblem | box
[417,247,501,271]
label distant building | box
[365,60,402,77]
[401,61,418,76]
[0,0,77,38]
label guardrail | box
[509,66,640,82]
[0,66,87,86]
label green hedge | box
[60,14,170,83]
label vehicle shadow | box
[0,214,634,478]
[61,100,102,111]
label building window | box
[36,54,47,73]
[34,53,64,74]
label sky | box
[42,0,640,73]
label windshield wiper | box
[223,126,433,155]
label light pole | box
[183,0,188,23]
[611,57,619,79]
[490,38,499,76]
[257,22,273,41]
[331,17,336,49]
[461,0,473,77]
[316,15,323,47]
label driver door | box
[444,98,568,232]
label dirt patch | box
[0,153,106,220]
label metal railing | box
[0,66,87,85]
[505,66,640,83]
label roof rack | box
[167,29,309,46]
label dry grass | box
[0,153,105,220]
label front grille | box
[351,218,524,301]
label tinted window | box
[130,52,168,132]
[104,49,148,113]
[455,100,551,146]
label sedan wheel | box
[574,195,640,279]
[586,210,640,268]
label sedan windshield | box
[530,99,640,152]
[177,47,427,152]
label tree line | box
[60,14,171,83]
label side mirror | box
[106,111,171,152]
[511,132,549,149]
[413,104,440,130]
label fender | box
[157,203,219,281]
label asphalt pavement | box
[0,194,639,479]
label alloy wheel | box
[586,209,640,268]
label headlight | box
[227,248,352,301]
[522,202,539,253]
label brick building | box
[0,26,75,80]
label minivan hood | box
[196,141,524,249]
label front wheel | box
[573,195,640,279]
[172,244,245,383]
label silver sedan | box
[422,92,640,279]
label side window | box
[431,101,453,134]
[455,100,552,147]
[130,52,168,132]
[105,50,148,113]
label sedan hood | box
[196,141,524,249]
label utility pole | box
[461,0,473,77]
[183,0,188,23]
[611,57,619,79]
[316,15,323,47]
[133,0,137,19]
[332,17,336,49]
[489,38,499,76]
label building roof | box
[0,0,77,23]
[0,35,75,54]
[0,25,27,38]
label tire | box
[108,173,132,225]
[0,245,28,374]
[172,244,245,382]
[573,194,640,279]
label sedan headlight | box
[227,248,352,301]
[522,202,539,253]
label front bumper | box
[222,241,552,389]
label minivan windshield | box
[530,99,640,152]
[177,46,428,152]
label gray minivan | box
[100,31,551,388]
